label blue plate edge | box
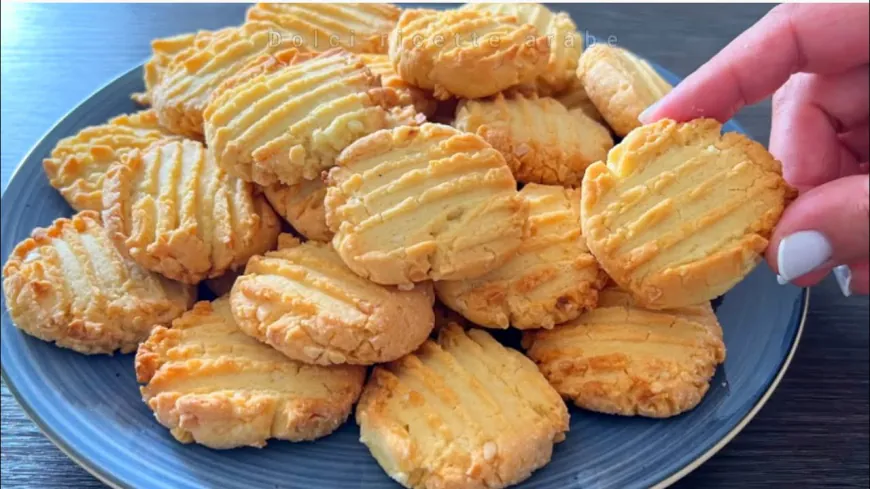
[0,59,809,489]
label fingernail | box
[833,265,853,297]
[638,99,663,124]
[777,274,789,285]
[777,230,833,281]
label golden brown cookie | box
[357,323,569,489]
[2,211,195,354]
[455,93,613,186]
[580,119,794,309]
[204,48,420,187]
[325,123,528,286]
[388,9,550,100]
[136,297,366,449]
[150,22,288,138]
[42,110,175,212]
[102,139,281,285]
[522,288,726,418]
[436,184,608,330]
[360,53,438,117]
[460,2,582,94]
[554,76,605,123]
[264,178,332,242]
[577,44,672,136]
[230,237,435,365]
[133,29,230,106]
[246,3,400,54]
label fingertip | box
[638,99,663,125]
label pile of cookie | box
[2,4,794,488]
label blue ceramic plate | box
[1,63,807,489]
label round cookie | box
[136,297,366,449]
[245,3,400,54]
[151,22,287,138]
[436,184,608,330]
[454,93,613,186]
[42,110,175,212]
[460,2,582,94]
[204,48,420,187]
[229,236,435,365]
[580,118,794,309]
[102,138,281,285]
[2,211,195,354]
[263,178,332,242]
[522,288,726,418]
[357,323,569,489]
[577,43,672,137]
[388,9,550,100]
[324,123,529,286]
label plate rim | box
[0,61,810,489]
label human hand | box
[639,3,870,296]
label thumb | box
[767,174,870,294]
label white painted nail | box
[777,274,789,285]
[833,265,853,297]
[638,99,663,124]
[777,230,833,281]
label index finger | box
[640,3,870,124]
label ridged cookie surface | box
[325,123,528,286]
[150,22,286,138]
[360,53,437,117]
[134,29,230,106]
[581,119,794,309]
[230,237,435,365]
[357,324,569,489]
[2,211,195,354]
[436,184,607,330]
[461,3,582,94]
[204,48,420,187]
[136,297,366,449]
[102,139,281,285]
[388,9,550,100]
[455,93,613,186]
[246,3,400,54]
[264,178,332,242]
[42,110,174,212]
[523,288,726,418]
[577,44,672,136]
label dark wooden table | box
[1,4,868,488]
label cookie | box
[246,3,400,54]
[436,184,608,330]
[102,139,281,284]
[554,76,605,123]
[356,323,569,489]
[522,288,726,418]
[460,3,582,94]
[577,44,672,136]
[580,118,794,309]
[360,53,438,117]
[325,123,528,286]
[150,22,287,138]
[455,93,613,186]
[42,110,175,212]
[133,29,230,106]
[264,178,332,242]
[204,48,421,187]
[136,297,366,449]
[2,211,195,354]
[229,236,435,365]
[388,9,550,100]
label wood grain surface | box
[1,3,868,488]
